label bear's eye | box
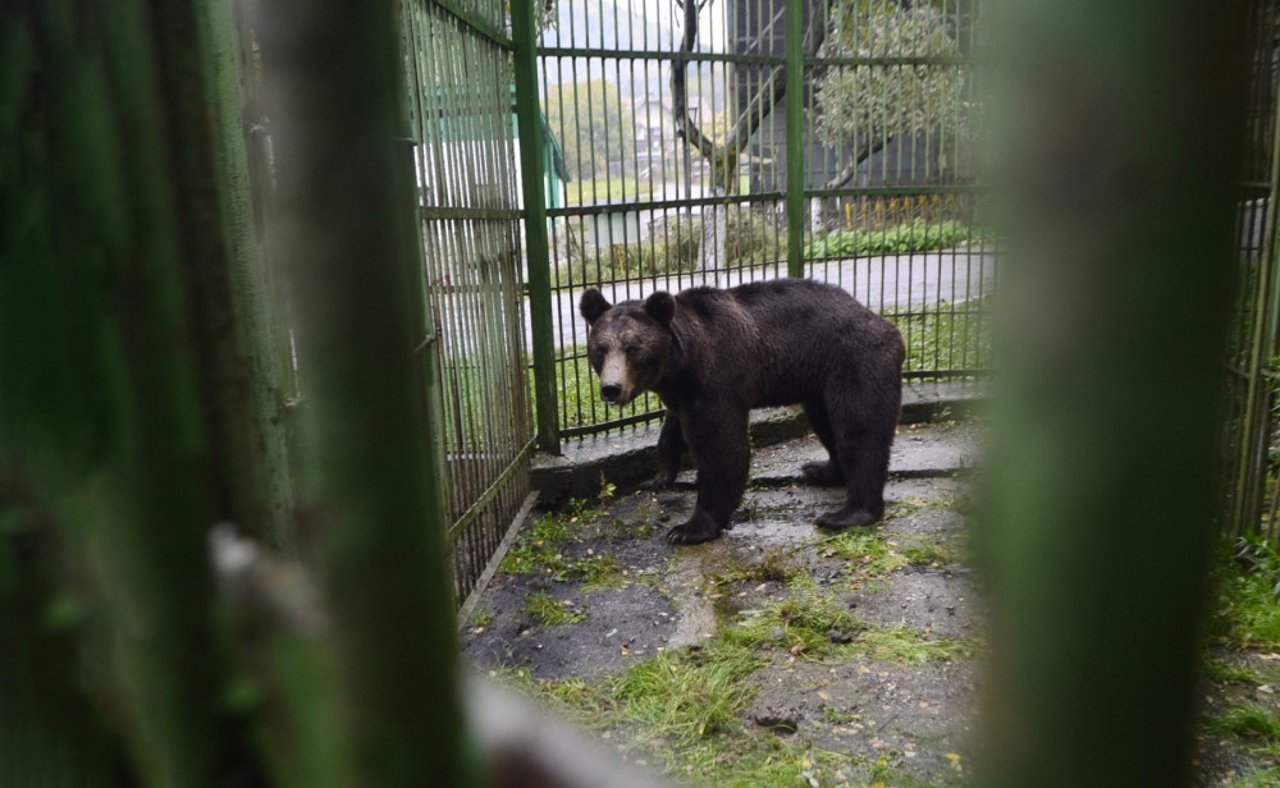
[624,344,641,358]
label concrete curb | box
[532,380,985,504]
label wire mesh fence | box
[402,0,535,602]
[530,0,993,442]
[1222,0,1280,542]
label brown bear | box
[580,278,905,544]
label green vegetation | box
[612,645,763,742]
[820,531,909,576]
[551,207,785,289]
[899,538,968,568]
[1203,656,1271,686]
[564,176,654,206]
[551,216,702,288]
[1207,704,1280,742]
[503,647,891,787]
[523,591,587,626]
[805,220,975,260]
[887,298,989,374]
[498,502,624,588]
[819,527,965,576]
[724,587,975,665]
[1212,536,1280,650]
[544,80,632,181]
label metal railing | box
[523,0,993,444]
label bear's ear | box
[580,288,611,325]
[644,291,676,328]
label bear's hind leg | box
[815,383,898,530]
[801,400,845,487]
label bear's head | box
[579,288,676,406]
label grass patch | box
[725,588,863,660]
[707,548,802,589]
[820,530,908,576]
[1204,656,1270,686]
[1212,536,1280,650]
[1229,766,1280,787]
[498,645,887,786]
[855,624,978,665]
[899,538,967,568]
[1206,703,1280,742]
[523,591,586,627]
[724,584,976,665]
[498,500,625,587]
[470,607,494,629]
[613,644,763,743]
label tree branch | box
[672,0,828,179]
[824,136,890,190]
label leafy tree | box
[815,1,967,188]
[544,79,634,181]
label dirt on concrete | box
[462,421,1278,786]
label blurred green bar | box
[978,1,1248,784]
[255,0,471,784]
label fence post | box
[255,0,470,782]
[512,0,561,453]
[977,1,1248,784]
[785,0,806,278]
[199,0,297,549]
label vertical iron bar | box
[785,0,805,277]
[513,0,560,453]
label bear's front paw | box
[665,511,722,545]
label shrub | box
[724,206,784,267]
[551,215,702,287]
[805,219,975,260]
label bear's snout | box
[600,383,623,402]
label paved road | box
[522,247,997,352]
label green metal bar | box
[0,1,259,783]
[420,206,523,220]
[785,0,805,278]
[512,0,560,454]
[977,0,1247,783]
[803,184,986,200]
[547,190,786,218]
[198,0,295,548]
[255,0,470,783]
[540,45,786,65]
